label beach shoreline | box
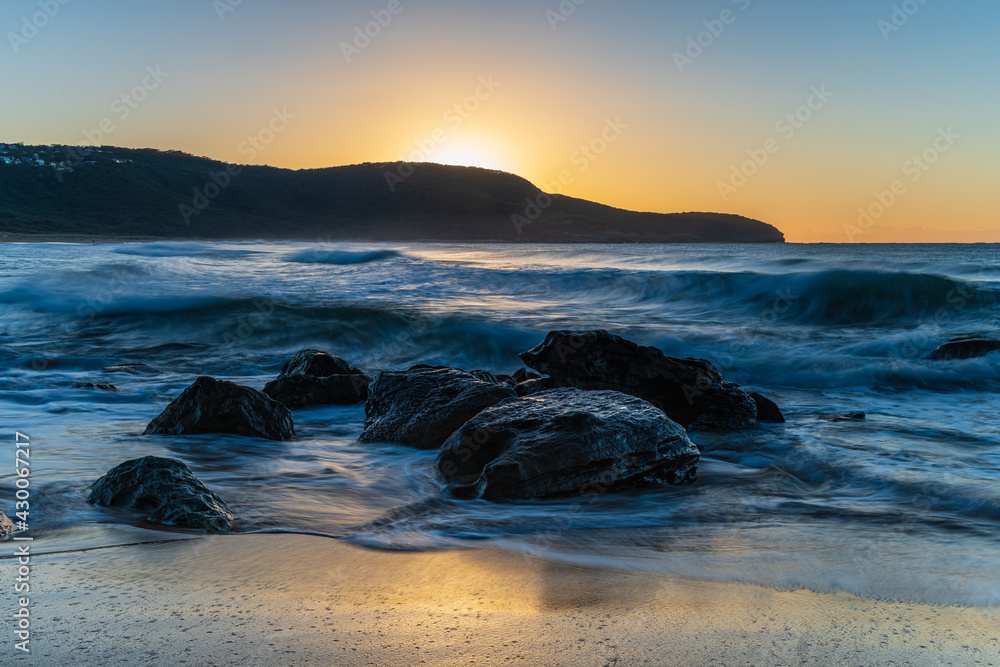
[27,534,1000,666]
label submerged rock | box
[144,376,294,441]
[88,456,234,532]
[359,365,517,449]
[0,509,15,541]
[74,382,118,392]
[102,362,157,375]
[520,330,760,430]
[929,337,1000,361]
[437,388,699,500]
[749,392,785,423]
[820,412,866,422]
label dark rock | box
[929,337,1000,361]
[437,388,699,500]
[143,376,294,441]
[266,349,370,407]
[0,509,14,541]
[263,373,370,408]
[468,369,510,386]
[279,349,364,377]
[514,377,558,397]
[102,362,157,375]
[74,382,118,392]
[88,456,234,532]
[359,366,517,449]
[520,330,759,430]
[749,392,785,423]
[820,412,866,422]
[511,368,542,384]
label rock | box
[468,369,511,386]
[437,388,699,500]
[820,412,866,422]
[279,349,363,377]
[144,376,294,440]
[102,362,157,375]
[264,349,371,407]
[263,373,370,407]
[749,392,785,423]
[929,337,1000,361]
[0,509,15,541]
[511,368,541,384]
[74,382,118,392]
[359,366,517,449]
[88,456,234,532]
[520,330,760,430]
[514,377,558,397]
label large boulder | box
[263,350,371,408]
[0,509,14,541]
[278,349,363,377]
[929,337,1000,361]
[520,330,760,430]
[264,373,370,408]
[144,376,294,441]
[88,456,235,532]
[749,392,785,423]
[437,388,699,501]
[359,365,517,449]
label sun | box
[431,136,514,173]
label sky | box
[1,0,998,242]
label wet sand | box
[24,534,1000,666]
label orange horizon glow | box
[2,2,996,243]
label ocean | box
[2,241,999,606]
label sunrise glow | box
[2,1,997,242]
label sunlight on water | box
[1,241,999,605]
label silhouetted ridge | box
[0,145,784,242]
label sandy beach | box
[21,534,999,666]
